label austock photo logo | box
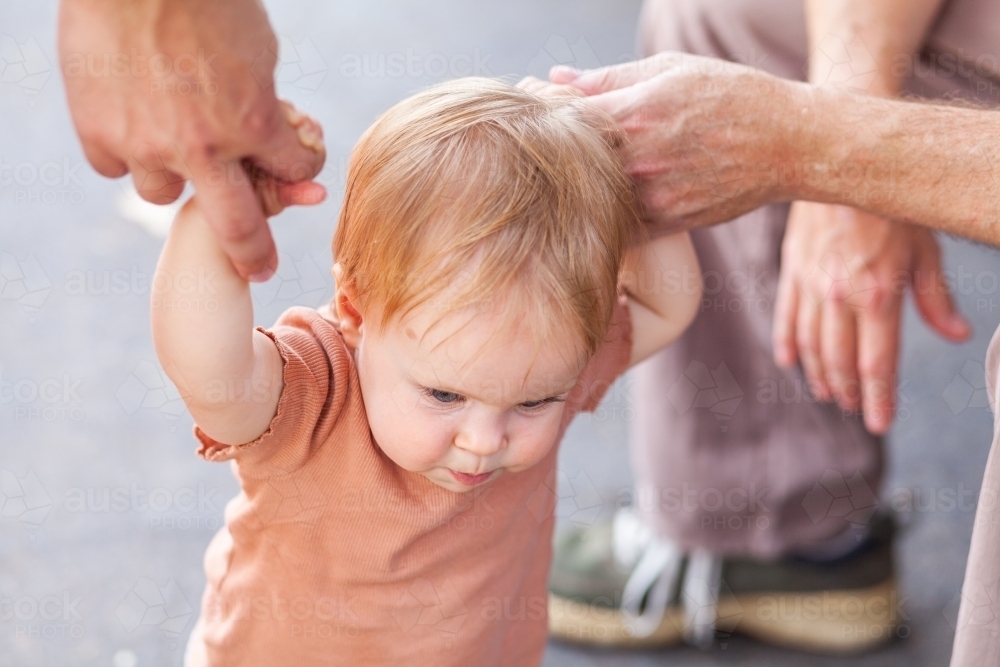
[808,32,879,90]
[1,157,87,205]
[0,34,53,99]
[667,361,744,432]
[115,360,187,429]
[0,251,51,322]
[393,578,468,648]
[526,468,604,527]
[116,578,194,642]
[945,580,999,633]
[252,252,332,309]
[527,35,602,75]
[801,470,878,527]
[0,468,52,537]
[942,360,991,416]
[254,35,328,94]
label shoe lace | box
[613,509,722,647]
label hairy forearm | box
[787,86,1000,245]
[151,200,282,441]
[806,0,946,95]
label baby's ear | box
[333,264,364,347]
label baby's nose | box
[454,416,507,457]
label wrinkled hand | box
[549,52,802,235]
[248,102,326,217]
[773,202,970,433]
[59,0,326,281]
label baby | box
[151,78,701,666]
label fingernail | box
[867,410,888,433]
[297,122,325,154]
[249,268,275,283]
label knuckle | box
[821,348,845,373]
[796,332,816,355]
[78,126,110,152]
[240,101,282,144]
[183,136,224,171]
[858,356,892,382]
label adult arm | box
[548,53,1000,245]
[59,0,325,281]
[551,50,1000,430]
[797,87,1000,244]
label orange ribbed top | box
[183,298,631,666]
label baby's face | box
[349,298,588,494]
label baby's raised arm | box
[152,198,288,444]
[152,105,326,445]
[622,231,702,366]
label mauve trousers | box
[631,0,1000,564]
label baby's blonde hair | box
[333,77,642,357]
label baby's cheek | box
[371,401,451,472]
[509,411,565,470]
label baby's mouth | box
[448,469,495,486]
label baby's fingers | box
[245,159,326,218]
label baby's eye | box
[520,396,566,410]
[425,388,462,404]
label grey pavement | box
[2,1,999,666]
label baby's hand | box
[247,100,327,217]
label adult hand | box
[773,203,970,433]
[549,53,801,235]
[59,0,325,281]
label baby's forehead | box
[392,303,588,400]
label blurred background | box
[2,1,1000,665]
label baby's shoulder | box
[268,306,351,358]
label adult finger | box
[820,298,861,411]
[246,99,326,184]
[517,76,583,99]
[550,52,686,95]
[127,142,186,204]
[128,165,185,205]
[516,76,547,93]
[856,306,902,434]
[80,141,128,178]
[191,157,276,282]
[773,265,801,369]
[911,232,971,341]
[796,296,829,401]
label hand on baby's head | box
[247,100,328,217]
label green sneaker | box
[548,508,902,652]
